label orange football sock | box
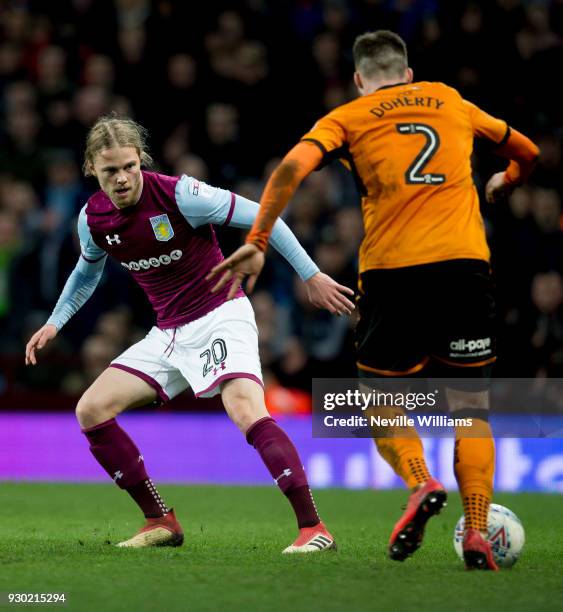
[371,406,431,489]
[454,418,495,533]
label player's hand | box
[485,172,514,204]
[305,272,355,316]
[206,244,265,299]
[25,324,58,365]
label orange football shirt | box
[301,81,508,271]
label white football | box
[453,503,525,568]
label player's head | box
[352,30,412,95]
[84,115,153,208]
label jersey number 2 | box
[396,123,446,185]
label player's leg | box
[362,377,447,561]
[357,268,435,489]
[77,330,188,548]
[177,297,335,553]
[356,268,446,560]
[431,259,498,570]
[362,378,433,490]
[447,383,498,570]
[220,377,334,552]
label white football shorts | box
[110,297,263,401]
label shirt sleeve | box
[463,99,509,145]
[301,111,347,157]
[46,256,106,330]
[78,205,107,262]
[175,174,234,227]
[46,208,107,330]
[226,193,319,281]
[177,176,319,280]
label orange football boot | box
[389,478,447,561]
[116,509,184,548]
[463,528,499,571]
[282,521,336,554]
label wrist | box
[45,319,60,332]
[504,163,521,187]
[503,171,515,186]
[245,232,268,252]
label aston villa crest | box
[149,214,174,242]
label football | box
[453,503,526,568]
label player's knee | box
[221,378,268,433]
[227,397,257,432]
[224,390,265,433]
[75,393,118,429]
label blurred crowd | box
[1,0,562,406]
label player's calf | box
[82,418,172,522]
[222,378,335,552]
[246,416,338,553]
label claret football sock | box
[286,486,320,528]
[371,406,431,489]
[126,478,170,519]
[454,417,495,533]
[82,418,169,518]
[246,417,320,528]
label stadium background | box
[1,0,562,492]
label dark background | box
[1,0,562,410]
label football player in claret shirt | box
[211,30,539,570]
[26,116,355,552]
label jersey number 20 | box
[200,338,228,377]
[396,123,445,185]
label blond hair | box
[83,115,153,176]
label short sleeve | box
[175,174,233,227]
[301,112,347,155]
[463,100,509,145]
[78,206,106,262]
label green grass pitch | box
[0,484,561,611]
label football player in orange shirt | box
[209,30,539,570]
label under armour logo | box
[212,362,226,376]
[274,468,292,484]
[138,455,144,463]
[106,234,121,245]
[113,470,124,481]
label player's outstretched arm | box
[182,177,354,310]
[26,207,107,365]
[486,129,539,203]
[25,254,106,365]
[207,250,354,314]
[207,141,323,296]
[464,100,539,203]
[246,141,323,251]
